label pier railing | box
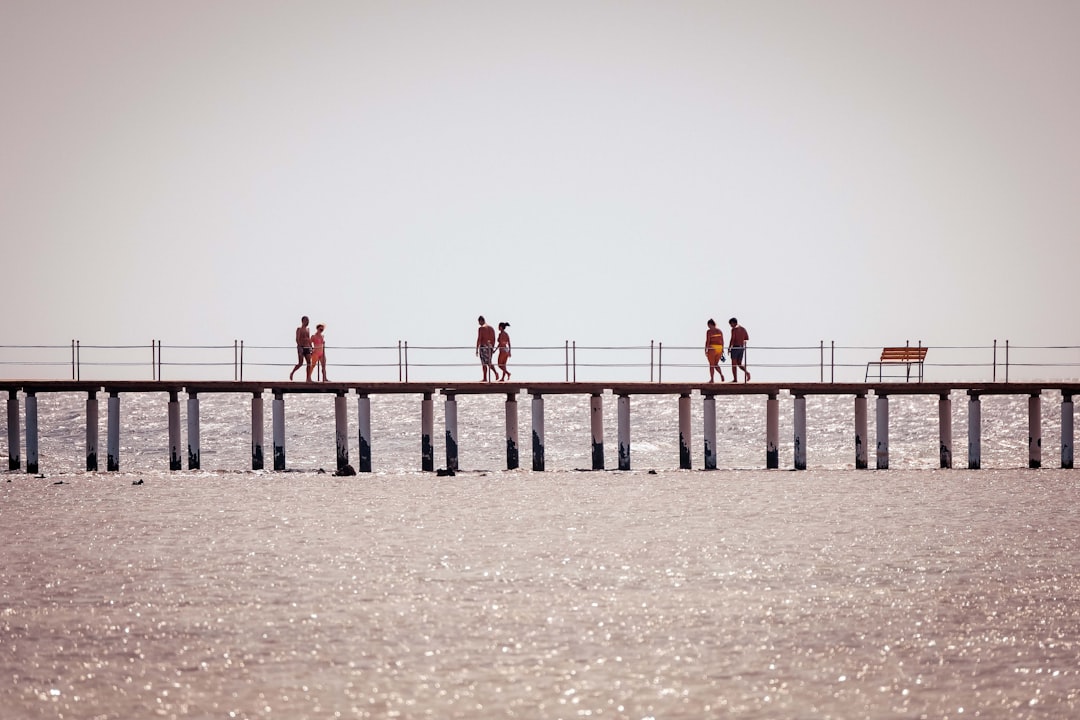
[1,340,1078,383]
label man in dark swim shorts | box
[290,316,312,381]
[475,315,496,382]
[728,317,751,383]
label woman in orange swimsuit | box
[705,318,725,382]
[310,323,328,382]
[496,322,511,381]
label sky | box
[2,1,1078,380]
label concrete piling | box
[168,391,182,471]
[357,394,372,473]
[876,395,889,470]
[532,394,545,471]
[703,394,716,470]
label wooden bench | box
[865,346,928,382]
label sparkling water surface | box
[2,392,1079,718]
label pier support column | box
[272,391,285,471]
[1028,393,1042,469]
[187,392,201,470]
[939,394,953,469]
[793,394,806,470]
[967,393,982,470]
[590,394,604,470]
[25,393,38,475]
[251,393,264,470]
[505,393,519,470]
[766,394,779,469]
[444,394,458,472]
[617,394,631,471]
[168,391,182,471]
[854,394,868,470]
[876,394,889,470]
[1063,393,1074,469]
[6,391,19,470]
[678,393,692,470]
[703,394,717,470]
[532,394,545,471]
[335,392,349,474]
[86,391,99,471]
[421,393,434,472]
[107,392,120,472]
[357,394,372,473]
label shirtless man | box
[728,317,751,383]
[475,315,496,382]
[290,316,312,381]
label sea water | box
[2,391,1079,719]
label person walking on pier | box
[496,322,512,381]
[728,317,750,382]
[290,316,312,381]
[476,316,497,382]
[705,319,725,382]
[311,323,328,382]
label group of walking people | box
[289,314,748,383]
[705,317,751,383]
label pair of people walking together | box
[706,318,750,383]
[476,316,511,382]
[290,316,329,382]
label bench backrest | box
[880,346,928,362]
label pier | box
[1,380,1076,474]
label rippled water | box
[2,392,1079,718]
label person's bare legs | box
[708,352,724,382]
[731,359,749,383]
[290,348,305,380]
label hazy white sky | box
[3,1,1078,363]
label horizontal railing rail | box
[1,340,1078,383]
